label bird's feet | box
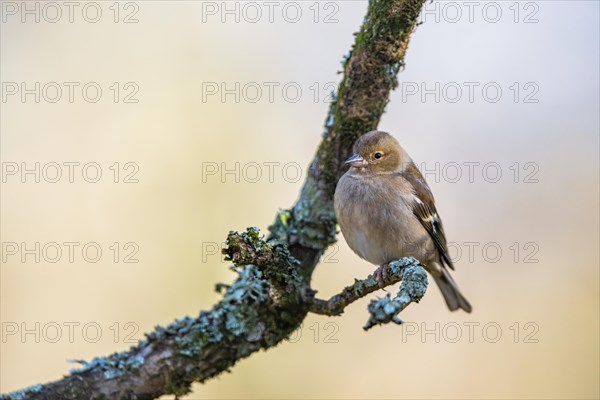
[373,263,391,288]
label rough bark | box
[2,1,428,399]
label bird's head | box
[344,131,408,174]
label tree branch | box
[2,1,428,399]
[307,258,428,331]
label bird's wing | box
[400,162,455,270]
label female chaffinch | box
[334,131,472,312]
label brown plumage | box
[334,130,472,312]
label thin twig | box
[307,258,429,330]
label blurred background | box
[1,1,598,398]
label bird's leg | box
[373,263,391,288]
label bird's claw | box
[373,263,391,288]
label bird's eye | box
[373,152,383,160]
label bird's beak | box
[344,153,367,168]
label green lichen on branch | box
[223,227,302,295]
[363,261,428,330]
[267,179,338,254]
[308,257,428,325]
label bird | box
[334,130,472,312]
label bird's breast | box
[334,173,433,266]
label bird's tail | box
[433,268,472,313]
